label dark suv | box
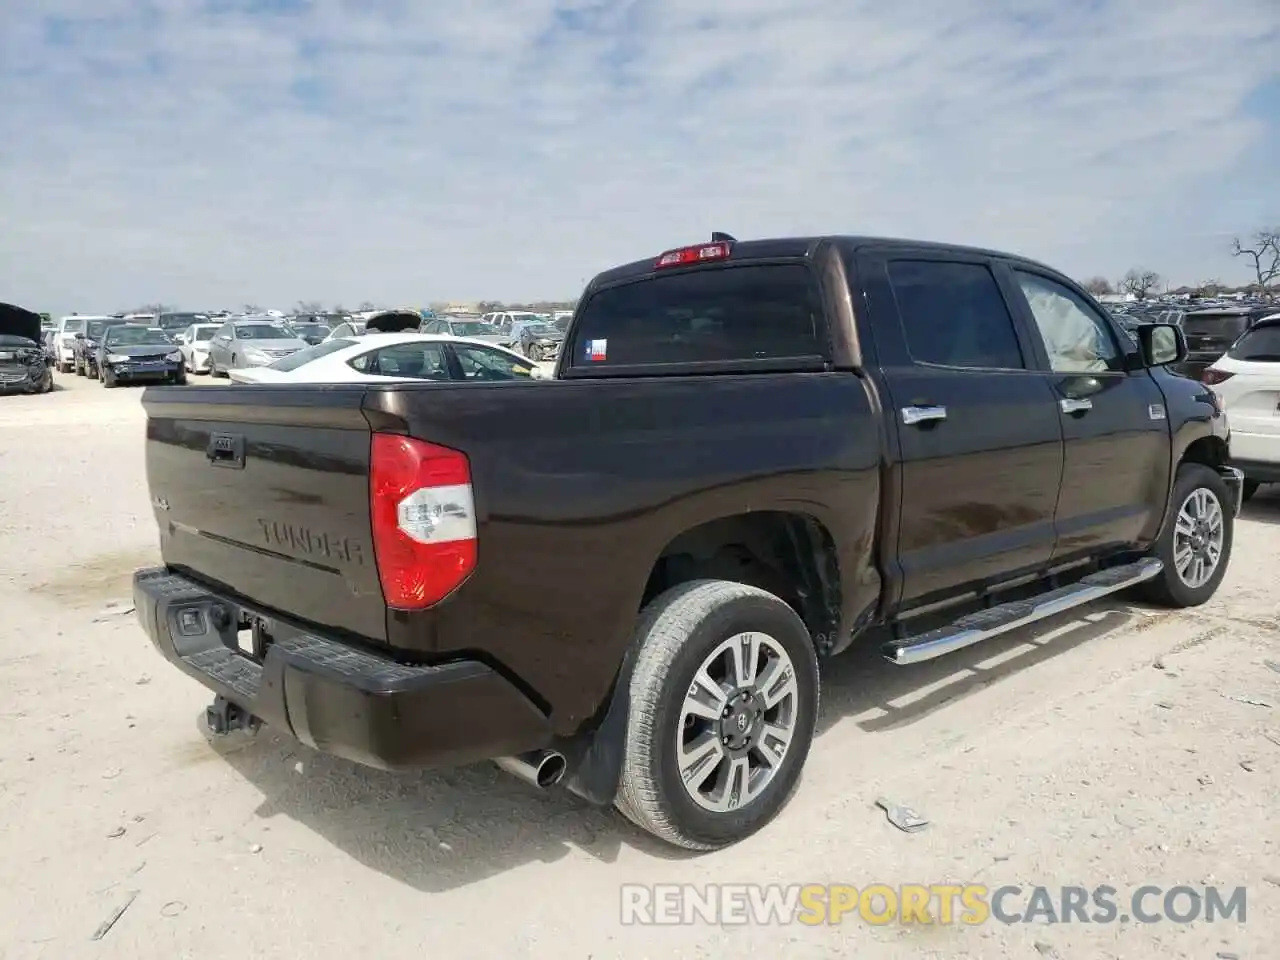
[1175,306,1271,380]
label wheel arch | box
[563,510,840,807]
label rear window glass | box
[1182,313,1249,337]
[570,264,822,367]
[1227,325,1280,362]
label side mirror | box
[1137,323,1186,367]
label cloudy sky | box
[1,0,1277,313]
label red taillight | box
[370,434,477,609]
[1201,368,1234,386]
[654,241,731,269]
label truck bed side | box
[368,371,883,732]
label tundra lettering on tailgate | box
[256,518,366,566]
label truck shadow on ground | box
[1240,487,1280,526]
[213,593,1154,894]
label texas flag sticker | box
[586,338,607,361]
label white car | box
[176,322,223,374]
[228,332,547,384]
[1203,313,1280,502]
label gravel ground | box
[1,374,1277,960]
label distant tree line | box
[1081,226,1278,301]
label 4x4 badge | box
[1148,404,1166,421]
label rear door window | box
[1227,325,1280,362]
[569,263,823,368]
[887,260,1026,370]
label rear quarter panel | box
[365,372,882,734]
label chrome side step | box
[883,557,1164,666]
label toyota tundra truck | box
[132,234,1242,851]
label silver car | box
[207,318,308,377]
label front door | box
[865,254,1066,606]
[1001,266,1171,557]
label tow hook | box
[205,695,262,736]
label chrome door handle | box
[1059,397,1093,414]
[902,405,947,426]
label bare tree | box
[1195,278,1222,298]
[357,300,376,311]
[1231,228,1280,300]
[242,303,262,314]
[1083,277,1114,296]
[296,300,324,314]
[1121,269,1161,300]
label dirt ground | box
[1,375,1277,960]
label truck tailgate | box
[141,385,387,643]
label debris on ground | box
[1224,694,1274,708]
[1197,774,1214,786]
[1264,659,1280,674]
[90,890,138,941]
[107,826,125,838]
[1240,759,1256,773]
[249,843,263,854]
[1033,943,1059,958]
[875,797,929,833]
[160,900,187,918]
[1155,701,1174,710]
[92,602,135,623]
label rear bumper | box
[132,567,553,770]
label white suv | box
[1203,313,1280,502]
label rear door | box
[1001,265,1171,556]
[860,251,1065,605]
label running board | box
[883,557,1164,666]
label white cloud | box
[1,0,1277,312]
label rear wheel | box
[102,368,117,389]
[615,580,819,850]
[1141,463,1233,607]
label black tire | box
[615,580,819,850]
[1241,480,1260,503]
[103,369,117,389]
[1140,463,1234,607]
[74,358,83,376]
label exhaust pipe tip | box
[495,750,567,789]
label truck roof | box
[588,235,1057,288]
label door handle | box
[1059,397,1093,415]
[901,405,947,426]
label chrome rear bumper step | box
[883,557,1164,666]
